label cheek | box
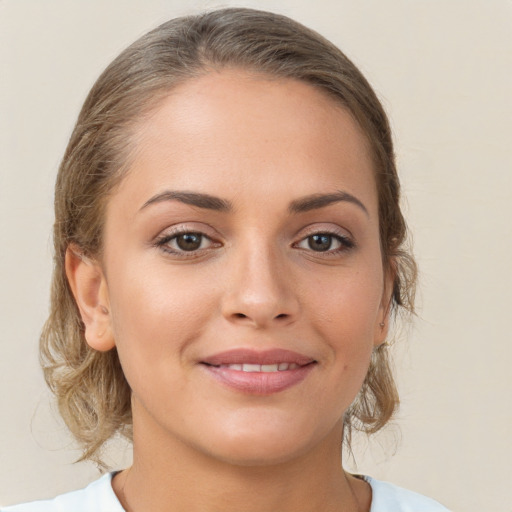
[107,261,219,373]
[310,266,383,332]
[308,266,383,377]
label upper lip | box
[201,348,316,367]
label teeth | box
[219,363,300,372]
[243,363,261,372]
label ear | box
[373,262,395,347]
[65,245,115,352]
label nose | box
[221,242,300,329]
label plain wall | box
[1,1,511,510]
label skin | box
[67,69,392,512]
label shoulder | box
[364,476,451,512]
[1,473,124,512]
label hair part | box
[40,7,417,467]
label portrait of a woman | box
[2,3,509,511]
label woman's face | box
[98,70,390,465]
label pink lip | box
[201,348,315,366]
[200,349,316,395]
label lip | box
[201,348,315,366]
[200,349,317,395]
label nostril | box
[234,313,247,319]
[275,313,288,320]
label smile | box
[200,349,317,394]
[211,362,301,372]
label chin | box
[193,416,335,467]
[205,438,311,467]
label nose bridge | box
[222,232,298,327]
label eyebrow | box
[139,189,368,216]
[140,191,232,212]
[288,191,368,216]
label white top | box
[2,472,451,511]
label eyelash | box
[154,229,218,258]
[293,231,355,255]
[154,228,355,258]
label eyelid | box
[153,223,222,257]
[295,234,345,250]
[155,222,220,240]
[292,224,356,253]
[295,223,354,241]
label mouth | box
[200,349,317,395]
[205,362,304,372]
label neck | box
[113,405,370,512]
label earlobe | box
[374,317,390,347]
[65,245,115,352]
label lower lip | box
[201,363,315,395]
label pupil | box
[309,234,331,251]
[177,233,202,251]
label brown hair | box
[40,7,417,466]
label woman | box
[4,8,450,512]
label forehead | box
[114,69,377,214]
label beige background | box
[1,1,511,510]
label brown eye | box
[175,233,204,251]
[155,229,219,257]
[308,234,333,252]
[295,231,354,254]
